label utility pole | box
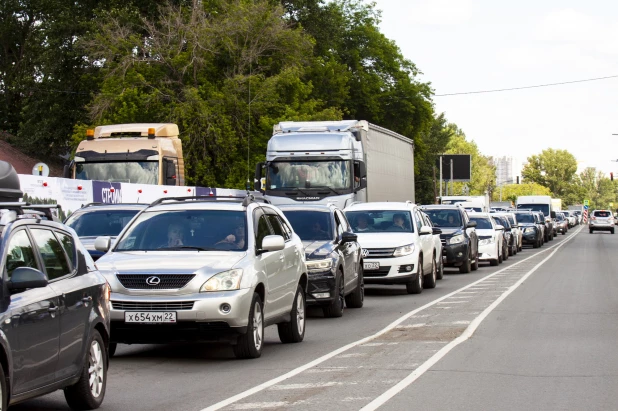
[439,155,443,202]
[450,159,454,196]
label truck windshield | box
[75,162,159,184]
[266,161,350,190]
[517,203,550,216]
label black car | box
[64,203,147,260]
[514,211,543,248]
[0,162,110,409]
[420,205,479,273]
[280,204,364,318]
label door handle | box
[48,306,59,313]
[279,254,285,261]
[82,296,93,303]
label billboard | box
[436,155,471,182]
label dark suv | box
[420,205,479,273]
[279,204,364,318]
[0,162,110,409]
[514,211,543,248]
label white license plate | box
[124,311,177,323]
[364,262,380,270]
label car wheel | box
[437,256,445,279]
[278,285,306,343]
[345,265,364,308]
[471,249,479,271]
[498,248,503,263]
[108,342,117,358]
[459,250,472,274]
[612,229,615,235]
[406,256,423,294]
[502,244,508,261]
[323,271,344,318]
[562,231,566,235]
[589,229,593,234]
[423,255,437,289]
[508,242,514,256]
[64,330,107,410]
[234,293,264,359]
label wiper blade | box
[308,185,341,195]
[282,187,313,197]
[157,246,214,251]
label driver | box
[390,213,407,231]
[216,224,246,249]
[355,215,372,232]
[309,221,329,240]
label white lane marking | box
[229,402,289,410]
[437,301,468,304]
[446,296,472,299]
[270,382,347,390]
[359,226,581,411]
[339,353,367,358]
[201,232,574,411]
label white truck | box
[551,198,562,211]
[441,195,490,212]
[255,120,415,209]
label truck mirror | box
[254,162,265,191]
[359,161,366,178]
[359,177,367,189]
[352,130,362,142]
[164,159,177,186]
[63,164,71,179]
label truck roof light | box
[148,128,156,139]
[86,129,94,140]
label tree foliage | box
[492,183,551,203]
[521,149,578,197]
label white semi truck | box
[255,120,415,209]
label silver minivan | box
[95,195,308,359]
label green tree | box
[575,167,617,210]
[521,149,578,197]
[415,113,453,204]
[491,183,551,203]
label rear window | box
[593,211,611,217]
[469,217,493,230]
[66,209,141,237]
[515,214,535,223]
[345,210,414,233]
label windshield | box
[517,203,550,216]
[115,210,247,251]
[65,209,141,237]
[282,210,333,241]
[515,214,535,223]
[266,161,350,190]
[469,216,493,230]
[423,209,462,228]
[556,214,565,221]
[345,210,414,233]
[76,161,159,184]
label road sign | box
[584,205,589,210]
[584,199,590,206]
[32,162,50,177]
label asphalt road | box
[15,225,616,411]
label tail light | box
[591,217,596,220]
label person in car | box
[166,223,184,247]
[308,221,330,240]
[390,213,407,231]
[355,215,373,232]
[216,224,246,249]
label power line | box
[434,75,618,96]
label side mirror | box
[8,267,48,291]
[495,224,504,231]
[254,162,265,191]
[341,231,358,243]
[94,236,111,252]
[466,221,477,228]
[259,235,285,253]
[164,158,177,186]
[419,226,433,235]
[432,227,442,235]
[359,177,367,190]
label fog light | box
[457,252,463,257]
[313,293,330,299]
[220,303,232,314]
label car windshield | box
[556,214,565,220]
[281,210,333,241]
[75,161,159,184]
[115,210,247,251]
[469,216,493,230]
[517,203,550,216]
[515,214,535,223]
[266,160,350,190]
[594,211,611,217]
[65,209,141,237]
[423,209,462,228]
[345,210,414,233]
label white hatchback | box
[344,202,438,294]
[468,213,505,266]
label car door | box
[265,212,298,310]
[334,210,358,292]
[3,227,60,394]
[253,210,285,318]
[413,210,433,273]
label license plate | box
[364,262,380,270]
[124,311,177,323]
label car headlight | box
[306,258,333,273]
[479,238,494,246]
[448,234,465,245]
[393,243,415,257]
[524,227,535,233]
[200,269,243,292]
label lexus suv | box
[344,202,439,294]
[0,161,110,409]
[94,195,308,359]
[420,205,479,273]
[279,204,364,318]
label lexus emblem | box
[146,276,161,286]
[362,249,369,258]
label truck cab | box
[66,123,185,186]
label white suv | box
[94,195,308,359]
[344,202,438,294]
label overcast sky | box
[375,0,618,175]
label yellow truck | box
[64,123,185,186]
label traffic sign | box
[584,199,590,206]
[584,205,589,210]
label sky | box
[375,0,618,176]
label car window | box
[424,209,463,228]
[345,210,414,233]
[31,228,72,280]
[65,209,141,237]
[469,217,493,230]
[255,215,272,249]
[5,230,39,279]
[282,210,333,241]
[56,232,77,269]
[266,214,285,238]
[414,211,423,231]
[594,211,611,217]
[274,215,292,241]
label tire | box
[471,251,479,271]
[64,330,107,410]
[108,343,117,358]
[490,258,499,266]
[498,249,503,264]
[233,293,264,359]
[423,255,437,289]
[612,229,615,235]
[562,231,566,235]
[459,250,472,274]
[406,257,423,294]
[278,285,306,343]
[323,271,344,318]
[508,241,514,256]
[436,257,444,280]
[589,229,593,234]
[502,244,508,261]
[0,361,7,411]
[345,264,364,308]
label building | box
[0,136,61,176]
[494,156,521,186]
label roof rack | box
[80,202,148,209]
[0,202,62,222]
[149,195,270,207]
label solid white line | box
[201,229,576,411]
[359,226,581,411]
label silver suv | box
[94,195,308,359]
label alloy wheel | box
[88,340,104,398]
[296,292,305,335]
[253,302,263,351]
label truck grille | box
[364,248,395,258]
[116,274,195,290]
[112,301,195,311]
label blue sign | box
[584,205,589,210]
[93,181,122,203]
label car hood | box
[96,251,246,274]
[475,229,496,238]
[354,232,414,248]
[302,240,335,259]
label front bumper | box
[477,242,498,261]
[441,242,469,267]
[521,229,538,244]
[306,271,337,305]
[109,288,254,343]
[362,254,418,285]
